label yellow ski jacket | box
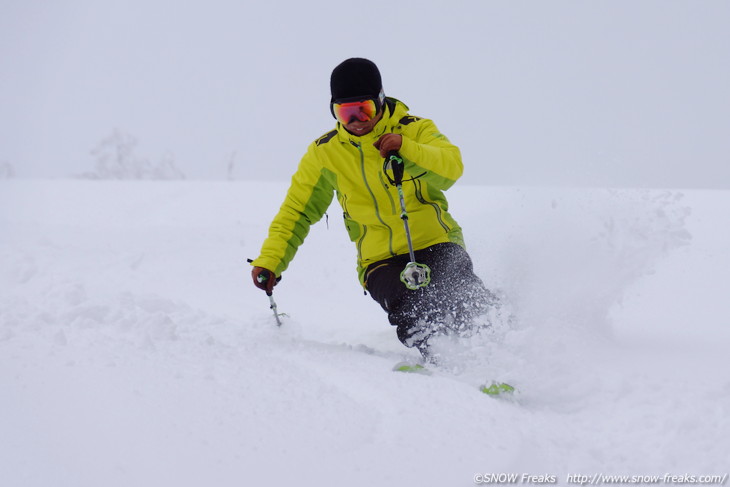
[251,98,466,285]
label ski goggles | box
[331,98,379,125]
[331,90,385,124]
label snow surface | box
[1,180,729,486]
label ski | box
[393,362,432,375]
[392,361,516,397]
[480,381,516,396]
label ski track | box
[1,180,729,487]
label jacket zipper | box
[357,225,368,261]
[351,141,395,257]
[341,193,350,216]
[341,193,367,261]
[378,172,397,215]
[414,179,450,233]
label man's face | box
[344,109,383,137]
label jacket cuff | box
[398,135,418,162]
[249,257,281,277]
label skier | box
[250,58,494,361]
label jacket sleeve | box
[251,144,334,276]
[398,118,463,190]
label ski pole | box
[248,259,283,326]
[384,152,431,290]
[266,291,283,327]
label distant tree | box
[81,129,185,180]
[227,151,237,181]
[151,152,186,180]
[0,161,15,179]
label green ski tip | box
[392,363,432,375]
[480,382,516,396]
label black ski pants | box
[365,243,492,350]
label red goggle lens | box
[332,99,378,124]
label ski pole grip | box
[257,270,274,294]
[387,152,405,185]
[249,259,279,294]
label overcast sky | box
[2,0,729,188]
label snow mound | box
[1,180,728,486]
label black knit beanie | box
[330,58,382,102]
